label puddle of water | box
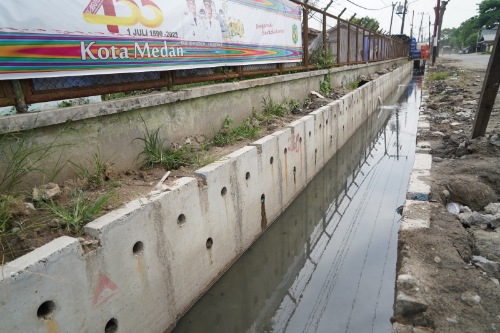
[172,76,421,333]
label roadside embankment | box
[393,57,500,332]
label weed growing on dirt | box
[0,133,65,236]
[427,71,450,81]
[0,195,13,233]
[288,99,301,113]
[134,122,202,169]
[345,80,359,91]
[69,149,114,188]
[0,134,62,193]
[320,74,332,95]
[134,125,166,168]
[262,97,287,117]
[212,116,260,147]
[43,190,113,235]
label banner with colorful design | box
[0,0,302,79]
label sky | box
[308,0,481,39]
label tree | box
[351,16,380,31]
[477,0,500,27]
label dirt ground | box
[392,57,500,332]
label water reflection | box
[173,77,421,333]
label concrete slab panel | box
[279,122,308,206]
[225,146,263,249]
[323,102,340,162]
[0,237,92,333]
[401,200,431,230]
[250,134,283,225]
[413,153,432,171]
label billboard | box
[0,0,302,79]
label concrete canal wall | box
[0,61,412,333]
[0,59,406,185]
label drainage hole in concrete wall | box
[309,131,311,137]
[330,135,333,144]
[245,172,250,180]
[206,238,213,249]
[221,187,227,196]
[319,124,322,129]
[105,318,118,333]
[37,301,56,319]
[261,194,265,203]
[326,119,329,125]
[284,148,287,155]
[133,241,144,255]
[177,214,186,226]
[299,137,302,143]
[270,156,274,164]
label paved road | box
[442,53,491,68]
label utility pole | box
[400,0,408,34]
[410,10,415,40]
[389,2,396,34]
[471,28,500,138]
[436,0,448,57]
[428,16,431,43]
[418,12,424,42]
[432,0,441,66]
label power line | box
[345,0,392,11]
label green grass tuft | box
[345,80,359,91]
[211,116,260,147]
[427,71,450,81]
[43,190,113,235]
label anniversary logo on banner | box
[0,0,302,79]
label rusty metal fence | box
[0,0,409,114]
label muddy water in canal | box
[173,77,421,333]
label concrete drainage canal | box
[172,77,423,333]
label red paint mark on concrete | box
[92,273,118,307]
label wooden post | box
[471,28,500,138]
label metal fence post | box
[303,6,309,68]
[11,80,28,113]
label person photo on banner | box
[182,0,204,41]
[202,0,222,43]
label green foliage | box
[262,97,287,117]
[345,80,359,91]
[57,98,90,108]
[211,116,260,147]
[69,149,114,187]
[320,74,332,95]
[0,133,62,194]
[134,124,166,168]
[427,71,450,81]
[478,0,500,27]
[0,195,14,233]
[288,99,301,113]
[309,49,335,69]
[351,16,380,31]
[43,190,113,235]
[441,0,499,50]
[57,101,74,108]
[134,122,206,169]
